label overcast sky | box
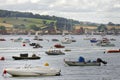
[0,0,120,24]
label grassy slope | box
[0,17,55,29]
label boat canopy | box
[78,56,85,62]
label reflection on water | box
[0,35,120,80]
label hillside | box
[0,17,55,29]
[0,9,120,35]
[0,9,80,31]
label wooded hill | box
[0,9,80,31]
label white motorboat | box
[61,38,72,44]
[3,66,61,77]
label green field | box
[0,17,56,29]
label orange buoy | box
[44,62,49,66]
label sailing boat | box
[34,32,43,41]
[28,32,31,37]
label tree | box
[0,26,6,31]
[43,20,47,25]
[3,20,6,23]
[0,26,6,34]
[108,22,114,26]
[97,24,107,32]
[79,27,84,34]
[13,24,26,29]
[29,24,40,31]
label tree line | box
[0,9,80,31]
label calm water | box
[0,35,120,80]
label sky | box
[0,0,120,24]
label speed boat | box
[3,66,61,77]
[107,49,120,53]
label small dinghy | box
[54,44,65,48]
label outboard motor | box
[97,58,107,65]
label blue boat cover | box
[78,56,85,62]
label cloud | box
[0,0,120,23]
[0,0,119,12]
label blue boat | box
[90,38,98,43]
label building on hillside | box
[74,26,97,34]
[106,26,120,35]
[0,23,13,34]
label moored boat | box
[52,39,59,41]
[45,50,65,55]
[0,38,6,41]
[64,60,101,66]
[22,39,30,43]
[0,56,5,60]
[96,38,115,47]
[54,44,65,48]
[3,66,61,77]
[107,49,120,53]
[61,38,72,44]
[90,38,98,43]
[12,53,40,60]
[64,57,107,66]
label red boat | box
[54,44,65,48]
[0,57,5,60]
[107,49,120,53]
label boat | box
[96,38,115,47]
[90,38,98,43]
[0,56,5,60]
[3,66,61,77]
[0,38,6,41]
[33,44,43,48]
[29,43,43,48]
[64,49,71,52]
[107,49,120,53]
[45,50,65,55]
[61,38,72,44]
[52,39,59,41]
[64,57,107,66]
[70,36,76,42]
[13,37,23,42]
[22,39,30,43]
[29,43,36,46]
[34,32,43,41]
[12,53,40,60]
[54,44,65,48]
[110,38,116,41]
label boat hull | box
[107,50,120,53]
[5,67,61,77]
[64,61,100,66]
[12,56,40,60]
[45,52,65,55]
